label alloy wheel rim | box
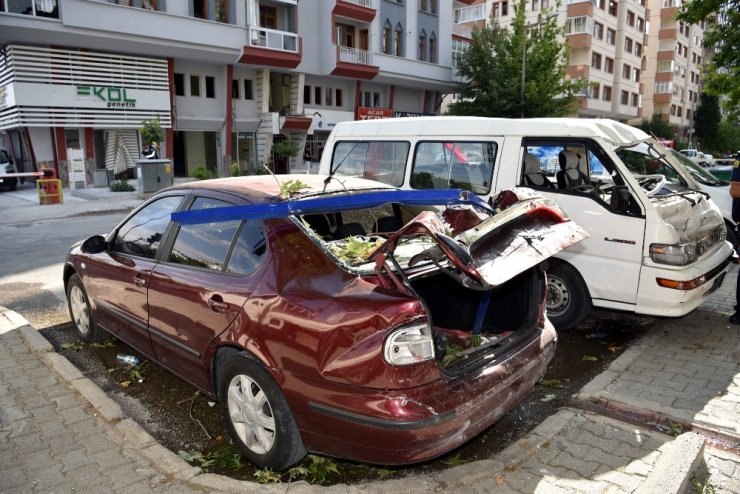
[227,374,276,454]
[70,286,90,335]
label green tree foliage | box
[693,93,721,148]
[715,120,740,154]
[636,113,675,139]
[448,0,583,118]
[679,0,740,119]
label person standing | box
[142,140,159,159]
[729,151,740,323]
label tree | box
[715,120,740,154]
[448,0,582,118]
[679,0,740,119]
[636,113,674,139]
[693,93,721,148]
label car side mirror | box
[81,235,107,254]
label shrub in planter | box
[192,166,214,180]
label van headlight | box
[650,242,698,266]
[383,323,435,366]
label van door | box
[520,139,647,326]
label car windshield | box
[668,149,726,186]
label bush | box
[230,163,242,177]
[110,180,135,192]
[192,166,213,180]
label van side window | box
[410,141,496,195]
[330,141,409,186]
[522,140,642,216]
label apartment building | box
[639,0,706,141]
[0,0,459,185]
[449,0,708,137]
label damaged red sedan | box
[64,175,586,470]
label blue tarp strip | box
[172,189,493,225]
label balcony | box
[332,46,379,79]
[239,26,302,68]
[453,24,474,38]
[454,4,486,23]
[334,0,376,23]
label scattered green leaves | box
[89,339,116,349]
[581,355,598,362]
[666,419,684,437]
[441,452,468,467]
[287,455,341,485]
[178,450,215,469]
[279,179,309,198]
[329,236,382,264]
[253,468,282,484]
[691,473,716,494]
[179,443,242,472]
[61,341,84,351]
[537,378,564,389]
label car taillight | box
[383,323,435,366]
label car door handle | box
[208,296,229,313]
[133,275,147,288]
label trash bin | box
[37,168,63,205]
[136,159,174,193]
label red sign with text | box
[357,107,393,120]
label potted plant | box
[140,118,164,152]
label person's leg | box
[732,267,740,324]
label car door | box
[522,139,646,308]
[147,195,269,390]
[84,195,185,357]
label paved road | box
[1,183,739,493]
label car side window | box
[169,197,240,271]
[410,141,496,195]
[112,196,183,258]
[225,221,267,275]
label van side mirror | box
[81,235,107,254]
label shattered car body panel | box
[65,174,586,468]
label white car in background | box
[679,149,713,167]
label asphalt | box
[1,182,739,493]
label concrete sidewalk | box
[1,184,739,492]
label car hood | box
[653,192,725,247]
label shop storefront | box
[0,44,170,185]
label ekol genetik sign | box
[76,85,137,108]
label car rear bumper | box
[283,322,557,465]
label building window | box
[602,85,612,101]
[670,104,676,116]
[594,22,603,40]
[429,32,437,64]
[626,10,635,27]
[604,57,614,73]
[205,76,215,99]
[624,37,633,54]
[631,93,640,107]
[656,81,673,93]
[492,1,508,17]
[304,85,311,104]
[314,87,322,105]
[174,73,185,97]
[259,5,277,29]
[635,42,642,57]
[190,75,201,97]
[591,52,602,70]
[622,63,631,78]
[589,82,600,99]
[608,0,617,16]
[501,1,508,16]
[336,89,343,107]
[620,90,629,105]
[244,80,253,100]
[567,16,591,34]
[383,21,392,55]
[606,28,616,45]
[677,106,682,117]
[395,23,404,57]
[419,0,437,14]
[362,91,381,107]
[637,17,645,32]
[597,0,605,9]
[325,88,333,106]
[657,60,673,72]
[232,79,240,99]
[192,0,233,24]
[632,68,640,82]
[418,30,427,61]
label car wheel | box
[66,273,103,342]
[218,353,306,470]
[545,261,591,331]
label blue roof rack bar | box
[172,189,493,226]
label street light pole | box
[521,35,527,118]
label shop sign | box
[357,107,393,120]
[394,111,434,118]
[76,85,137,108]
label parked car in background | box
[679,149,713,167]
[0,147,18,191]
[64,175,587,470]
[714,153,738,166]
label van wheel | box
[218,353,306,470]
[546,261,591,331]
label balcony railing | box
[454,4,485,23]
[248,26,298,52]
[453,24,473,38]
[342,0,374,7]
[662,0,682,7]
[339,46,372,65]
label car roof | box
[168,174,394,202]
[329,116,650,147]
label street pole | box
[521,35,526,118]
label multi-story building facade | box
[0,0,462,185]
[639,0,706,141]
[449,0,707,137]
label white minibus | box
[318,117,734,330]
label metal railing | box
[248,26,299,52]
[339,46,371,65]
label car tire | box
[545,260,591,331]
[66,273,103,342]
[218,353,306,470]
